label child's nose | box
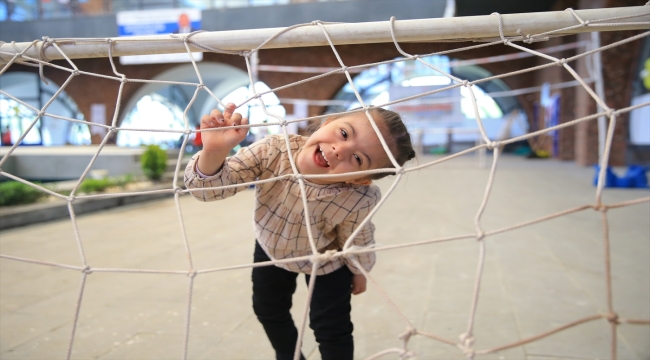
[332,144,348,159]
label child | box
[184,103,415,360]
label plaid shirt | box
[184,134,378,275]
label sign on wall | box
[117,8,203,65]
[389,85,465,126]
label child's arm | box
[185,105,267,202]
[197,103,249,176]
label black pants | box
[252,241,354,360]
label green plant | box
[76,174,137,194]
[79,178,117,193]
[140,145,168,181]
[0,181,48,207]
[114,173,135,187]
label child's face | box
[296,112,391,185]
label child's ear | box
[347,178,372,186]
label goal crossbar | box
[0,6,648,65]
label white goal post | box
[0,6,648,64]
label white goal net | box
[1,5,649,360]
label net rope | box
[1,6,650,360]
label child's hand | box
[200,103,249,152]
[351,274,366,295]
[196,103,249,176]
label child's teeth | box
[319,146,329,166]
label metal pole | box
[591,31,607,163]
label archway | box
[329,55,528,150]
[117,62,285,149]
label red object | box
[1,129,11,146]
[193,126,202,147]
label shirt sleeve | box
[337,187,380,274]
[184,138,271,202]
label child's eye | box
[341,129,348,139]
[354,154,362,166]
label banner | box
[389,85,465,126]
[117,8,203,65]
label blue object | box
[593,165,650,188]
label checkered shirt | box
[184,134,378,275]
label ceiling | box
[455,0,560,17]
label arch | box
[451,65,520,114]
[119,62,250,129]
[328,55,528,148]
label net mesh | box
[1,6,649,360]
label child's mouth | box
[314,146,330,168]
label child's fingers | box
[200,114,216,129]
[230,112,242,126]
[209,109,224,124]
[351,274,366,295]
[352,284,364,295]
[237,117,249,135]
[223,103,236,120]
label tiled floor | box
[1,155,648,359]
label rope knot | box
[556,58,567,67]
[341,66,349,73]
[486,141,498,150]
[184,129,192,135]
[82,266,93,274]
[187,269,197,278]
[584,20,590,26]
[38,37,54,63]
[67,195,75,203]
[109,126,117,133]
[311,20,322,25]
[396,166,405,175]
[398,349,416,359]
[279,119,287,127]
[605,312,619,324]
[398,326,417,341]
[71,69,80,76]
[458,332,475,358]
[174,187,184,194]
[461,80,470,87]
[459,332,474,347]
[476,231,485,241]
[37,110,45,118]
[293,173,304,181]
[121,76,128,83]
[462,347,475,359]
[314,249,338,263]
[606,109,615,117]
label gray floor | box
[1,155,649,360]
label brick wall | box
[6,0,646,166]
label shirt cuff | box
[195,163,210,179]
